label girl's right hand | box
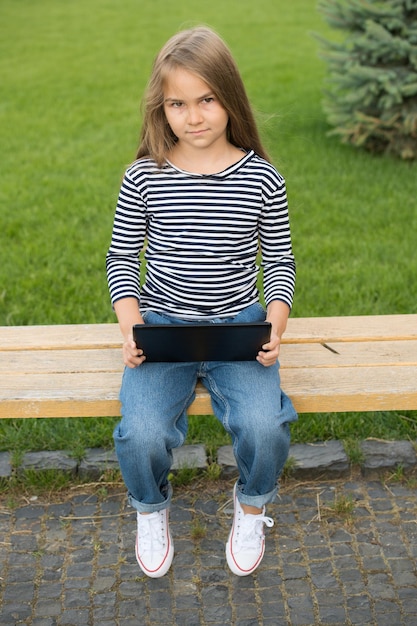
[113,298,146,367]
[123,332,146,368]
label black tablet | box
[133,321,271,362]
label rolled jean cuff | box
[127,483,173,514]
[236,483,278,509]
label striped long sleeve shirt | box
[106,150,296,319]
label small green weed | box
[204,462,222,482]
[191,520,207,541]
[329,493,355,518]
[282,455,297,479]
[6,470,75,496]
[169,466,199,487]
[314,490,356,524]
[385,464,405,483]
[343,438,365,466]
[26,470,75,492]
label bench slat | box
[1,314,416,350]
[284,314,417,342]
[1,364,416,417]
[0,324,121,351]
[0,349,124,374]
[1,340,415,375]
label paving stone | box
[319,605,347,624]
[0,603,32,623]
[34,599,61,617]
[59,609,91,625]
[310,561,336,588]
[31,619,57,626]
[287,594,316,625]
[175,616,202,626]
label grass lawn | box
[1,0,416,459]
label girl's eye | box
[202,97,214,104]
[170,101,183,108]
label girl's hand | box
[256,330,280,367]
[123,332,146,368]
[113,298,146,368]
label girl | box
[106,26,297,578]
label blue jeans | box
[114,303,298,513]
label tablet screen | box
[133,322,271,362]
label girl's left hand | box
[256,330,280,367]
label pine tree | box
[316,0,417,159]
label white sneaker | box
[226,484,274,576]
[135,509,174,578]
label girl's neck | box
[167,142,245,175]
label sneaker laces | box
[137,511,167,553]
[233,509,274,552]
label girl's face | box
[163,68,229,153]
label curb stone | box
[78,448,120,480]
[287,440,350,478]
[360,439,417,477]
[20,450,78,475]
[2,439,416,480]
[0,451,11,477]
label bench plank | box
[1,340,416,374]
[0,349,124,374]
[1,363,416,418]
[1,314,416,350]
[284,314,417,342]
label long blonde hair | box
[136,26,270,166]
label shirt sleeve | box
[106,169,147,305]
[259,175,296,309]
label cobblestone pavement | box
[1,475,417,626]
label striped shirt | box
[106,150,296,319]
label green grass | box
[1,0,416,459]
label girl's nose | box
[187,105,203,125]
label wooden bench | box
[1,314,416,419]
